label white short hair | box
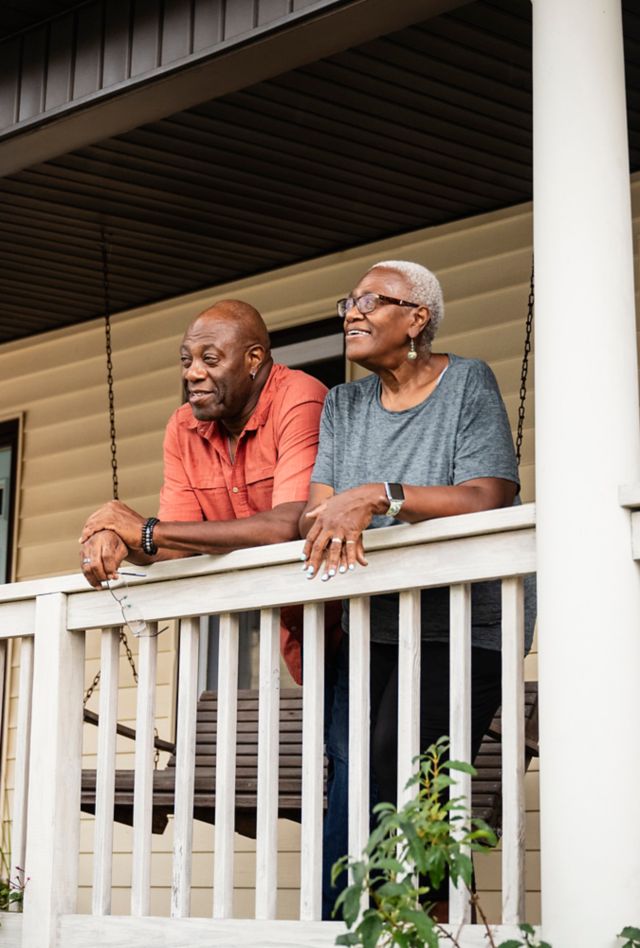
[370,260,444,348]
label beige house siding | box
[2,174,639,919]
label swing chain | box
[515,260,534,467]
[83,629,139,707]
[101,226,119,503]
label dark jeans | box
[322,636,502,920]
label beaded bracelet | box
[141,517,160,556]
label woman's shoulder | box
[446,354,499,389]
[324,373,377,405]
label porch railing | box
[0,503,536,948]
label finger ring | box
[330,537,343,544]
[345,540,356,545]
[82,557,91,564]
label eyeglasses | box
[106,574,167,638]
[337,293,420,319]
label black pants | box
[370,640,502,807]
[322,637,502,917]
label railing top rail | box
[0,504,535,607]
[618,484,640,508]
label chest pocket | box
[244,468,274,513]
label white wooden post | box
[448,583,471,924]
[255,607,280,920]
[348,597,370,883]
[532,1,640,943]
[171,617,200,918]
[500,578,525,923]
[131,625,158,917]
[10,635,33,898]
[396,589,420,808]
[300,602,325,921]
[213,612,239,919]
[21,594,84,948]
[92,627,120,915]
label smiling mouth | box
[345,330,371,337]
[188,390,215,401]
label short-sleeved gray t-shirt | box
[311,354,536,652]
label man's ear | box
[246,344,266,376]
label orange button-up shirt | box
[158,362,327,523]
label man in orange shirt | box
[79,299,328,680]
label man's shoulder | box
[270,364,328,405]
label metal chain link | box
[515,259,534,467]
[83,229,139,708]
[101,226,119,502]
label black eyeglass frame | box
[336,293,420,319]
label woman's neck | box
[378,352,448,411]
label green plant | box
[331,737,545,948]
[0,847,25,913]
[618,928,640,948]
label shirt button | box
[232,486,239,494]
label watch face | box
[386,482,405,502]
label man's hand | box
[80,529,129,588]
[80,500,146,551]
[302,485,386,581]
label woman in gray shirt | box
[300,259,531,921]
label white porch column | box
[533,2,640,946]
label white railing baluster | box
[92,627,120,915]
[22,594,84,948]
[213,611,239,919]
[300,602,325,921]
[501,577,526,923]
[449,583,472,924]
[131,625,158,917]
[255,607,280,920]
[397,590,420,807]
[171,617,200,918]
[348,596,370,888]
[10,634,34,898]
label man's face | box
[180,316,255,423]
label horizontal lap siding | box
[2,178,639,919]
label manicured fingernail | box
[299,554,307,561]
[306,565,315,575]
[328,568,336,577]
[321,573,329,582]
[348,564,355,571]
[339,565,346,573]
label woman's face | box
[343,267,424,370]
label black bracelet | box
[141,517,160,556]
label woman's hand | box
[301,484,387,580]
[80,500,146,551]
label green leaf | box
[359,912,383,948]
[447,759,477,776]
[497,940,524,948]
[375,880,410,899]
[619,929,640,940]
[336,934,361,946]
[397,908,438,947]
[342,885,363,928]
[519,923,535,935]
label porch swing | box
[80,242,538,837]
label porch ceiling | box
[0,0,639,344]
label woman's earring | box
[250,370,257,380]
[407,338,418,361]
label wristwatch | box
[384,482,405,518]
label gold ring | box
[330,537,343,544]
[345,540,356,545]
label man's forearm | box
[153,501,306,555]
